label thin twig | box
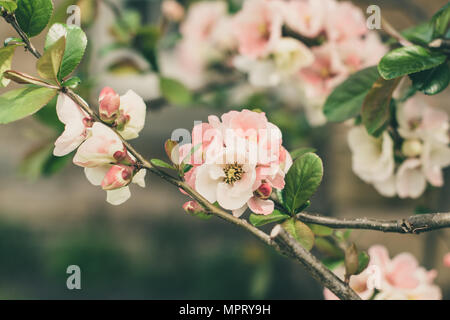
[1,11,42,58]
[381,17,413,47]
[270,225,361,300]
[296,212,450,234]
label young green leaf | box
[37,36,66,83]
[324,66,380,122]
[307,224,333,236]
[282,153,323,214]
[15,0,53,37]
[0,0,17,12]
[282,218,315,251]
[315,237,344,258]
[0,45,16,87]
[431,2,450,38]
[401,22,434,46]
[0,86,57,124]
[62,76,81,89]
[3,70,56,88]
[290,147,317,160]
[150,158,174,170]
[410,63,450,95]
[249,210,290,227]
[344,243,359,279]
[362,77,401,137]
[356,251,370,275]
[45,23,88,79]
[378,45,447,80]
[160,77,193,106]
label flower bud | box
[101,164,134,190]
[182,201,211,219]
[165,139,179,163]
[113,145,136,166]
[254,182,272,200]
[402,139,423,158]
[162,0,184,22]
[99,87,120,123]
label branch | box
[270,225,361,300]
[1,11,42,59]
[381,17,413,47]
[296,212,450,234]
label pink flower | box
[324,245,442,300]
[101,164,134,190]
[324,1,367,42]
[99,87,121,122]
[181,1,228,42]
[232,0,283,59]
[162,0,185,22]
[282,0,328,38]
[73,122,124,168]
[183,109,290,216]
[53,93,91,157]
[116,89,147,140]
[443,253,450,268]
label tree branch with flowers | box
[0,0,449,300]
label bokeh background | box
[0,0,448,299]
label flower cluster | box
[164,0,387,126]
[53,88,147,205]
[348,95,450,199]
[324,245,442,300]
[177,109,292,216]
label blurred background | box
[0,0,448,299]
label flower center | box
[223,163,244,185]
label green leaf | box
[0,0,17,12]
[0,45,16,87]
[62,76,81,89]
[362,77,401,137]
[160,77,193,106]
[150,158,174,170]
[15,0,53,37]
[378,45,447,80]
[133,26,160,71]
[401,22,434,46]
[282,218,315,251]
[282,153,323,214]
[290,147,317,160]
[324,67,380,122]
[410,63,450,95]
[432,2,450,38]
[307,224,333,236]
[0,86,57,124]
[45,23,88,79]
[37,36,66,83]
[3,70,55,87]
[322,258,344,271]
[356,251,370,275]
[249,210,290,227]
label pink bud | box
[182,201,206,215]
[444,253,450,268]
[101,164,134,190]
[162,0,184,22]
[254,182,272,200]
[113,146,136,166]
[99,87,120,122]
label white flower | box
[395,159,427,199]
[118,89,147,140]
[347,126,395,188]
[195,148,256,211]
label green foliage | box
[45,23,87,79]
[410,63,450,95]
[356,251,370,275]
[431,2,450,38]
[15,0,53,37]
[151,159,174,170]
[282,153,323,215]
[0,45,16,87]
[160,77,193,106]
[37,36,65,83]
[290,147,317,161]
[0,0,17,12]
[282,218,315,251]
[402,22,434,46]
[315,237,344,258]
[324,67,380,122]
[362,77,400,137]
[0,86,57,124]
[378,45,447,80]
[307,224,333,237]
[249,210,290,227]
[62,76,81,89]
[133,26,160,71]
